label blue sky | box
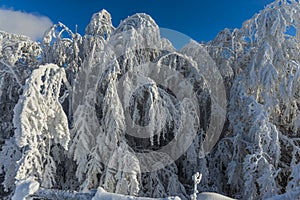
[0,0,274,42]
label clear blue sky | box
[0,0,274,42]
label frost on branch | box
[69,40,108,192]
[42,23,82,118]
[209,0,300,199]
[13,64,70,188]
[85,9,114,39]
[103,143,140,196]
[70,89,107,191]
[0,31,41,67]
[138,152,187,199]
[92,13,211,199]
[0,31,42,197]
[191,172,201,200]
[0,31,42,143]
[0,138,21,194]
[42,23,82,70]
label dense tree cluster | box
[0,1,299,199]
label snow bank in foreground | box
[197,192,235,200]
[92,187,181,200]
[92,187,236,200]
[12,177,40,200]
[12,185,236,200]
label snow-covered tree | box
[13,64,70,189]
[0,31,42,143]
[1,2,300,199]
[209,0,300,199]
[0,31,42,197]
[85,9,114,39]
[68,15,114,191]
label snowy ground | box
[14,179,235,200]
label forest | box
[0,0,300,199]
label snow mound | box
[92,187,181,200]
[12,177,40,200]
[91,188,235,200]
[197,192,235,200]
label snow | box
[13,64,70,188]
[12,177,40,200]
[92,187,181,200]
[11,186,236,200]
[197,192,235,200]
[1,0,300,200]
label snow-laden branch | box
[0,60,22,87]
